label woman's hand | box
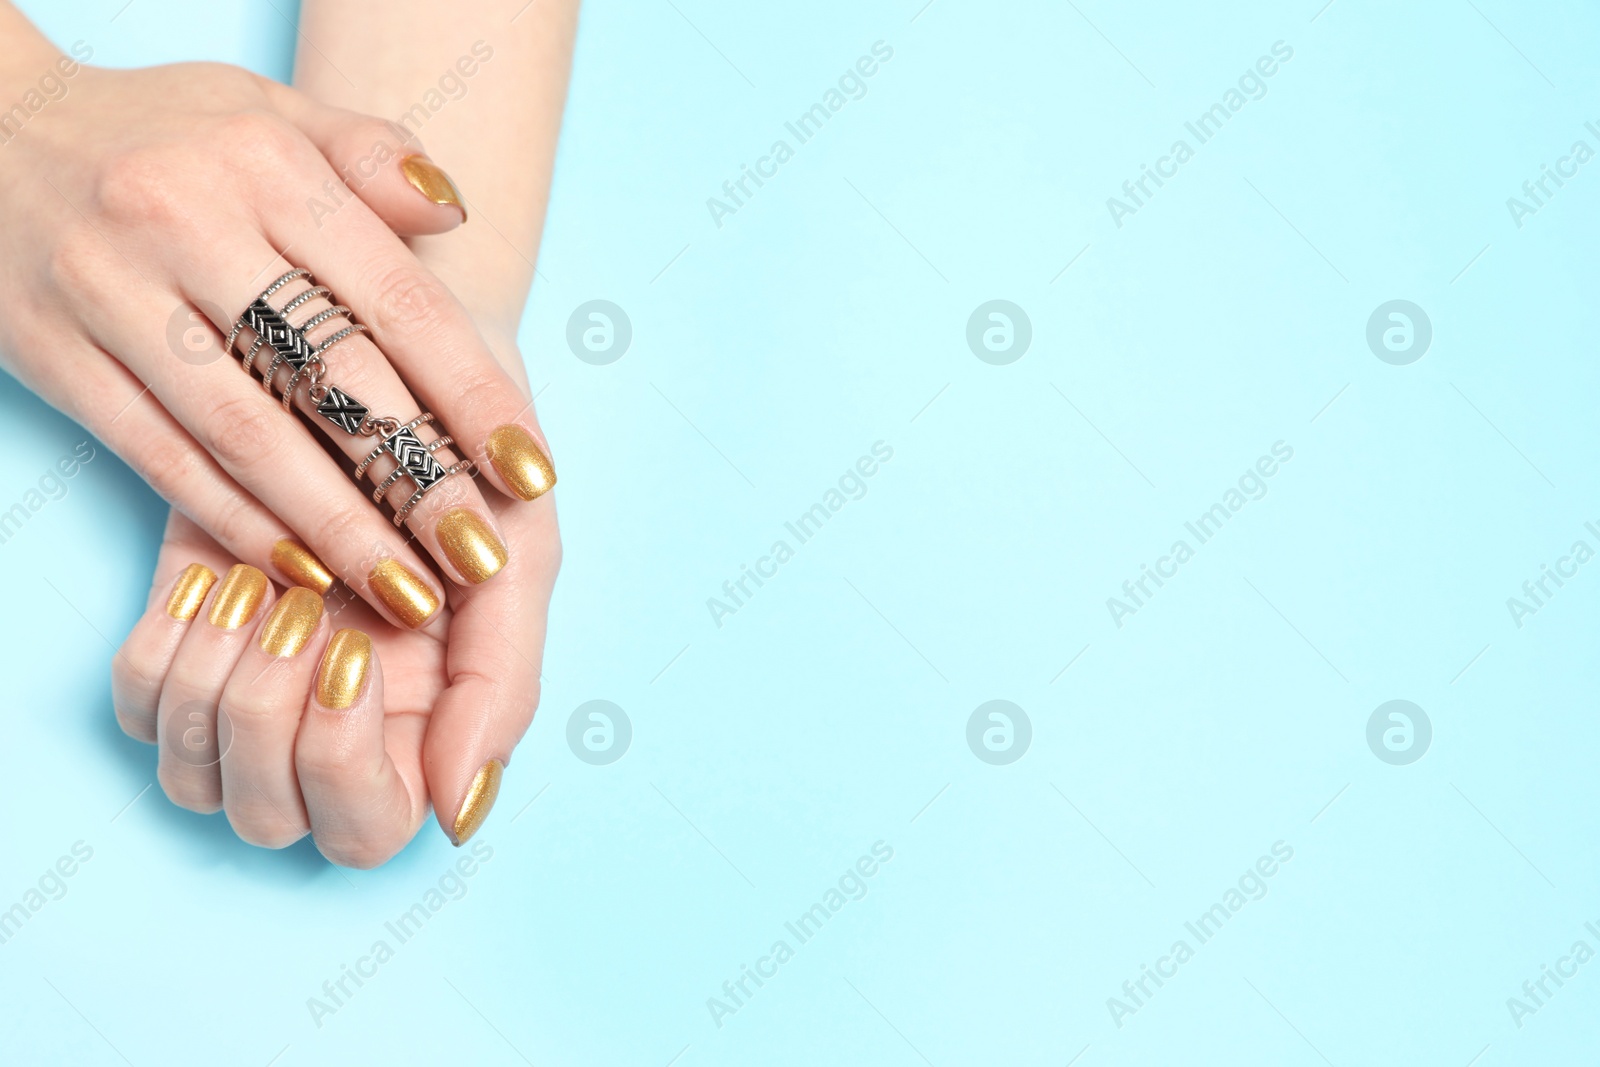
[112,486,557,864]
[0,42,558,631]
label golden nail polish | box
[453,759,503,846]
[315,629,371,710]
[486,425,557,501]
[368,559,440,628]
[271,539,333,595]
[436,508,507,584]
[257,587,324,657]
[400,155,466,219]
[207,564,269,630]
[165,563,217,621]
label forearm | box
[292,0,578,352]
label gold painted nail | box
[315,629,371,710]
[453,759,503,846]
[436,508,507,584]
[165,563,217,621]
[271,539,333,595]
[368,559,440,628]
[207,564,269,630]
[257,587,324,657]
[486,425,557,501]
[400,155,466,220]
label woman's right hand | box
[0,37,558,632]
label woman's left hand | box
[110,454,557,864]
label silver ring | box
[279,285,331,317]
[393,459,476,526]
[227,268,474,525]
[224,268,310,353]
[354,413,434,479]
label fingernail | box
[452,759,503,846]
[368,559,440,628]
[436,508,507,584]
[271,539,333,595]
[400,155,466,220]
[258,587,324,657]
[165,563,217,621]
[315,629,371,710]
[486,425,557,501]
[207,564,269,630]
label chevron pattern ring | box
[227,268,474,526]
[382,426,448,492]
[244,299,315,372]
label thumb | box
[262,81,468,235]
[424,510,558,846]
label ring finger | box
[205,259,511,589]
[81,272,454,632]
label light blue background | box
[3,0,1599,1063]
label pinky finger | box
[112,523,234,742]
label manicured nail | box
[315,629,371,710]
[257,587,324,657]
[271,539,333,595]
[452,759,503,846]
[207,564,269,630]
[368,559,440,628]
[436,508,507,584]
[400,155,466,220]
[486,425,557,501]
[166,563,217,620]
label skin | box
[0,0,578,863]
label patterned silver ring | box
[228,269,476,526]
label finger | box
[44,115,454,626]
[218,585,332,848]
[82,282,453,630]
[114,510,248,740]
[113,556,220,744]
[297,630,429,868]
[264,161,558,507]
[213,259,512,587]
[260,81,467,234]
[425,499,560,846]
[207,258,512,588]
[49,338,339,597]
[154,564,275,813]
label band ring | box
[226,268,476,525]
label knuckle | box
[352,116,412,159]
[111,663,160,742]
[230,811,307,850]
[451,370,515,421]
[93,149,187,226]
[136,435,200,505]
[206,492,256,554]
[316,834,401,871]
[46,226,108,295]
[295,736,367,787]
[310,506,368,562]
[157,762,221,814]
[215,110,304,168]
[368,265,455,338]
[113,703,157,744]
[218,689,286,734]
[201,394,280,470]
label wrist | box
[0,5,64,92]
[0,40,96,181]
